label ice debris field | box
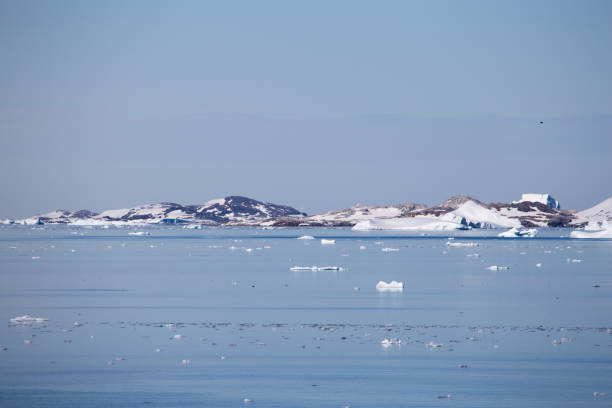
[0,225,611,407]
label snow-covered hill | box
[4,194,609,231]
[5,196,305,226]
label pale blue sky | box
[1,1,611,217]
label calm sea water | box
[0,226,610,407]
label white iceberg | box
[320,239,336,245]
[498,227,537,238]
[441,200,522,228]
[570,221,612,239]
[376,281,404,292]
[10,315,48,324]
[297,235,314,240]
[128,231,150,236]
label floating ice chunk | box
[245,248,253,253]
[172,334,183,339]
[23,339,32,344]
[321,239,336,245]
[10,315,48,324]
[128,231,150,236]
[243,398,253,403]
[380,338,402,347]
[570,225,612,238]
[437,395,451,399]
[446,241,478,247]
[381,247,399,252]
[297,235,314,240]
[359,245,367,250]
[376,281,404,292]
[486,265,510,270]
[536,263,542,267]
[290,266,343,271]
[181,359,190,365]
[426,341,443,348]
[498,227,537,238]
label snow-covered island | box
[2,194,611,234]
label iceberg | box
[320,239,336,245]
[440,201,522,228]
[570,221,612,239]
[498,227,537,238]
[376,281,404,292]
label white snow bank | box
[10,315,48,324]
[297,235,314,240]
[574,197,612,225]
[498,227,537,238]
[441,201,521,228]
[290,266,344,271]
[353,217,463,231]
[320,239,336,245]
[376,281,404,292]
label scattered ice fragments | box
[486,265,510,271]
[380,338,403,347]
[297,235,314,240]
[381,247,400,252]
[376,281,404,292]
[320,239,336,245]
[10,315,48,324]
[128,231,150,236]
[446,241,478,247]
[290,266,344,271]
[498,227,537,238]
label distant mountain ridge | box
[2,194,611,229]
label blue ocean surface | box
[0,226,610,407]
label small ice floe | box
[128,231,150,236]
[181,359,190,365]
[437,395,451,399]
[466,253,480,258]
[228,246,239,251]
[568,258,582,263]
[73,321,82,327]
[23,339,32,344]
[536,263,542,268]
[172,334,183,339]
[376,281,404,292]
[380,338,403,347]
[31,256,40,260]
[156,348,162,352]
[297,235,314,240]
[71,249,76,253]
[446,241,478,247]
[321,239,335,245]
[498,227,537,238]
[359,245,367,250]
[290,266,344,271]
[10,315,48,324]
[486,265,510,271]
[243,398,253,403]
[381,247,399,252]
[353,287,360,291]
[245,248,253,253]
[426,341,443,349]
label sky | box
[1,0,611,218]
